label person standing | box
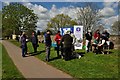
[54,31,62,58]
[45,30,52,62]
[61,31,73,61]
[85,30,92,53]
[37,30,41,43]
[21,32,27,57]
[31,31,38,53]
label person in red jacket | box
[93,29,101,53]
[94,29,101,43]
[55,31,62,58]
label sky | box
[0,0,119,32]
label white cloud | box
[36,20,49,31]
[99,7,115,17]
[59,6,78,19]
[49,5,79,20]
[103,2,118,8]
[101,15,118,28]
[23,2,118,31]
[3,1,10,5]
[49,4,59,18]
[51,4,57,11]
[99,2,118,31]
[23,3,49,31]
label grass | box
[0,43,2,80]
[9,39,119,78]
[1,43,25,79]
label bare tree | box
[77,3,102,33]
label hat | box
[65,30,71,34]
[88,30,91,32]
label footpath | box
[2,40,72,78]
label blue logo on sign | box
[76,27,81,32]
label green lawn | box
[9,39,119,78]
[0,43,2,80]
[1,43,25,79]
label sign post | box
[74,25,83,50]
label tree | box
[111,21,120,35]
[77,3,102,33]
[2,3,38,38]
[47,14,77,32]
[0,11,1,27]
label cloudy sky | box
[1,0,119,31]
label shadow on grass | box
[50,52,86,61]
[73,52,85,57]
[95,51,113,54]
[49,57,60,61]
[29,50,45,56]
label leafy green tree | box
[47,14,77,32]
[0,11,2,38]
[2,3,38,38]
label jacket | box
[61,34,73,48]
[94,32,100,39]
[85,32,92,41]
[55,33,62,45]
[45,33,52,46]
[31,34,38,44]
[21,35,27,48]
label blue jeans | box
[46,46,50,60]
[22,45,27,57]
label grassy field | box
[1,43,25,79]
[0,42,2,80]
[9,39,119,78]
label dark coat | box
[45,33,52,46]
[21,35,27,48]
[85,32,92,41]
[61,34,73,48]
[101,32,110,41]
[31,34,38,44]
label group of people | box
[85,29,113,54]
[20,31,38,57]
[19,29,113,61]
[45,30,73,61]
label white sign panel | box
[74,25,83,49]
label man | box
[61,31,73,61]
[21,32,27,57]
[45,30,52,62]
[95,30,110,54]
[101,30,110,41]
[85,30,92,53]
[31,31,38,53]
[54,31,62,58]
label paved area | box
[2,40,72,78]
